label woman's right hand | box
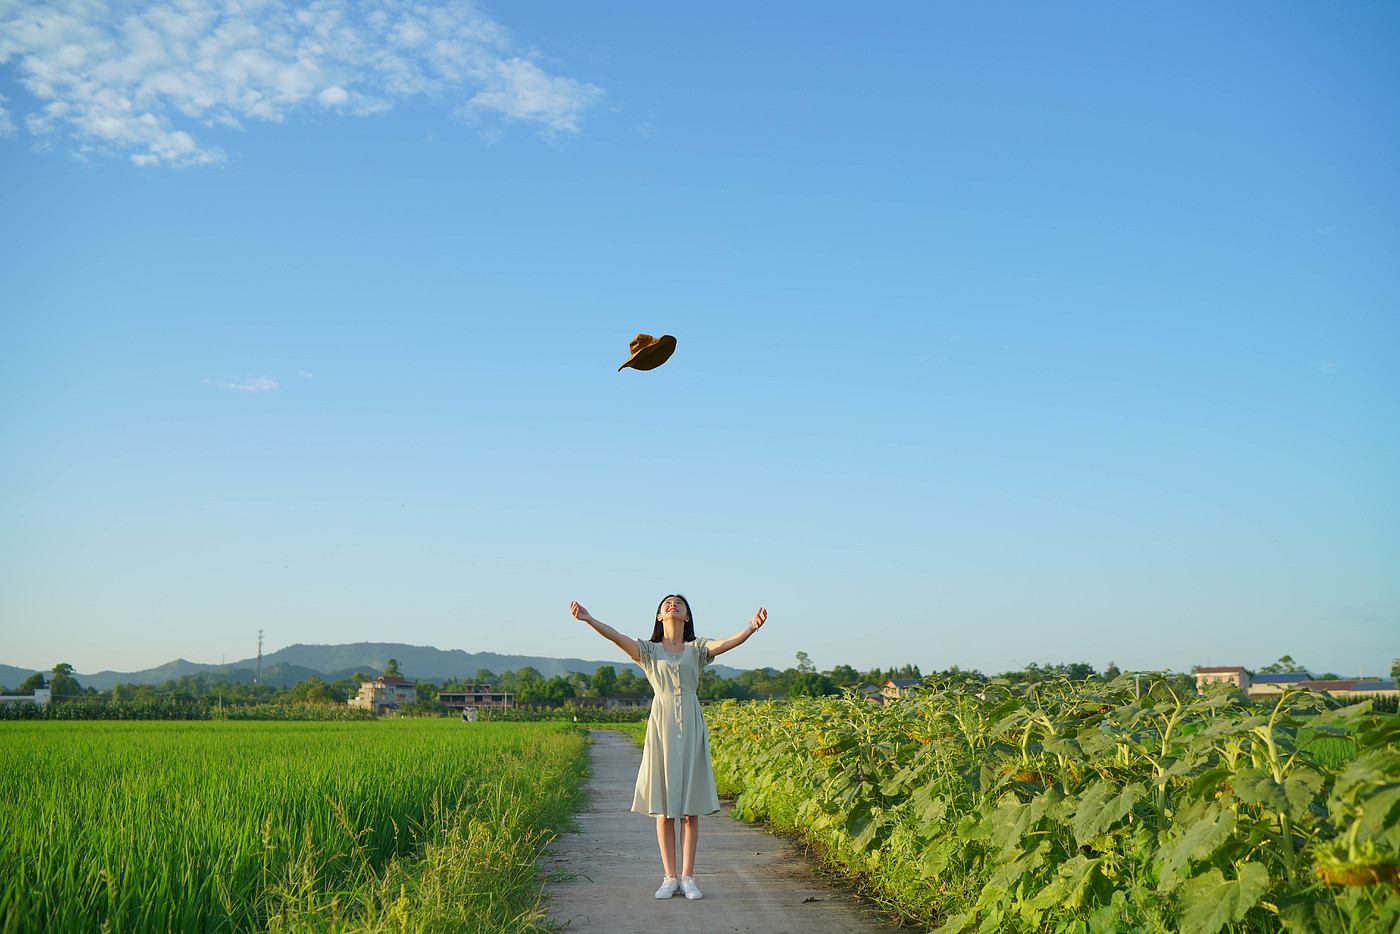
[570,601,594,624]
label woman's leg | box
[655,816,678,877]
[679,815,700,878]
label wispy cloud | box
[298,370,313,378]
[205,376,280,392]
[0,92,14,136]
[1308,361,1336,376]
[0,0,604,167]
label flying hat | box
[618,333,677,372]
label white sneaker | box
[654,876,679,898]
[679,876,703,900]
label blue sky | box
[2,1,1396,681]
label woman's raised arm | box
[706,607,767,658]
[570,601,641,663]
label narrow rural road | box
[541,730,901,934]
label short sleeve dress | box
[631,638,722,818]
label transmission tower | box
[256,629,264,685]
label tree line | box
[9,655,1396,709]
[3,655,1145,711]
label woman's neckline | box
[660,640,686,655]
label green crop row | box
[0,720,588,933]
[708,676,1400,934]
[0,700,378,720]
[475,705,651,723]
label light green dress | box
[631,638,721,818]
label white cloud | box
[0,0,605,166]
[206,376,280,392]
[298,370,312,378]
[1308,361,1336,376]
[461,57,605,134]
[317,85,348,107]
[0,92,14,136]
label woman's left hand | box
[749,607,767,633]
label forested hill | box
[6,642,745,691]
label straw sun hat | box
[618,333,677,372]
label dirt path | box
[541,730,901,934]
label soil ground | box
[541,729,907,934]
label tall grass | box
[0,720,587,933]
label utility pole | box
[256,629,264,685]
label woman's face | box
[658,595,690,624]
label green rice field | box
[0,719,589,934]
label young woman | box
[569,595,767,900]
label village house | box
[852,682,886,704]
[605,692,651,710]
[1250,672,1314,688]
[882,679,921,701]
[1194,666,1249,691]
[1248,677,1399,703]
[1196,666,1399,703]
[348,676,417,716]
[437,684,513,714]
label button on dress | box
[631,638,721,818]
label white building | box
[0,687,52,708]
[348,676,417,716]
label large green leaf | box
[1233,766,1324,820]
[1332,750,1400,807]
[1073,779,1146,846]
[1357,714,1400,751]
[1156,801,1236,890]
[1155,752,1207,784]
[1277,894,1345,934]
[919,837,956,879]
[1178,862,1269,934]
[1197,715,1269,740]
[1358,782,1400,848]
[1188,764,1234,800]
[1027,854,1101,911]
[846,805,885,851]
[989,838,1047,889]
[930,911,974,934]
[1025,781,1075,826]
[986,793,1031,853]
[1303,702,1368,739]
[1041,735,1083,760]
[911,781,948,825]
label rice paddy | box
[0,719,589,933]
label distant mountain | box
[24,642,743,691]
[0,664,42,691]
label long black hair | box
[649,594,695,643]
